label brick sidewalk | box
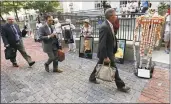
[138,68,169,103]
[1,38,170,103]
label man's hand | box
[58,49,63,52]
[48,33,56,38]
[104,57,110,63]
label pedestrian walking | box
[89,8,130,93]
[39,15,63,73]
[35,20,42,42]
[1,16,35,67]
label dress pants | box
[68,35,76,51]
[10,39,32,64]
[46,50,58,69]
[89,56,125,88]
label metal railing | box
[53,13,144,42]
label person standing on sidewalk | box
[35,20,42,42]
[81,19,93,37]
[89,8,130,93]
[53,18,63,45]
[141,1,149,13]
[164,5,170,54]
[1,16,35,67]
[39,15,63,73]
[62,19,76,52]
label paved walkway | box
[1,38,170,103]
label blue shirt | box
[142,1,148,7]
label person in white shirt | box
[81,19,93,37]
[130,1,138,17]
[35,20,42,42]
[62,19,76,52]
[24,20,31,37]
[164,14,170,54]
[126,1,131,17]
[53,18,62,41]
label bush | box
[158,2,169,16]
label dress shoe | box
[53,69,63,73]
[89,80,100,84]
[118,86,131,93]
[13,63,19,67]
[29,61,35,66]
[44,63,49,72]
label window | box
[95,1,102,9]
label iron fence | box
[53,13,144,42]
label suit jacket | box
[39,24,61,53]
[97,20,118,59]
[1,23,22,47]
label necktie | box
[50,26,53,34]
[11,25,20,41]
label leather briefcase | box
[57,50,65,62]
[5,47,16,60]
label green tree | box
[158,2,169,16]
[23,1,60,15]
[1,1,25,21]
[0,1,12,21]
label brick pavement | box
[1,38,170,103]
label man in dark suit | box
[1,16,35,67]
[89,8,130,93]
[39,15,63,73]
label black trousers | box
[10,40,32,64]
[89,56,125,88]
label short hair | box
[45,15,52,20]
[7,16,14,20]
[105,8,115,19]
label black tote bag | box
[4,47,16,60]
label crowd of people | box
[120,0,152,17]
[1,5,170,94]
[1,8,131,93]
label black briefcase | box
[4,47,16,60]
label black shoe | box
[29,61,35,66]
[89,80,100,84]
[44,63,49,72]
[118,86,131,93]
[53,69,63,73]
[13,63,19,67]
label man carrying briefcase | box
[1,16,35,67]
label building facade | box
[61,1,161,13]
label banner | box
[115,39,126,64]
[79,36,94,59]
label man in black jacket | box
[89,8,130,93]
[1,16,35,67]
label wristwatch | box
[5,44,9,47]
